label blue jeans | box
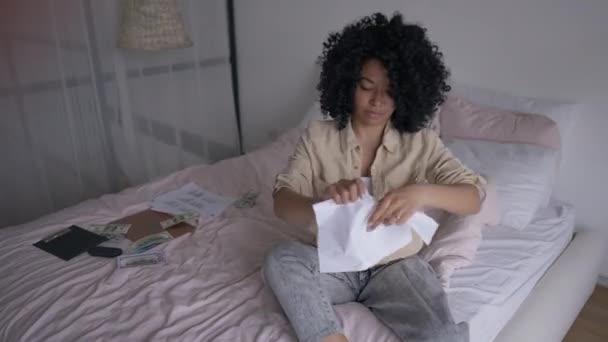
[263,240,468,342]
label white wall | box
[0,0,239,227]
[235,0,608,276]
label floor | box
[563,285,608,342]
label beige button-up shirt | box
[274,119,485,264]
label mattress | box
[0,131,575,341]
[448,200,575,342]
[333,200,576,342]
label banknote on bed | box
[159,212,198,230]
[82,223,131,240]
[234,191,258,208]
[117,252,166,268]
[129,231,172,254]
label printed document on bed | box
[151,183,235,220]
[313,194,438,273]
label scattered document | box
[151,183,234,221]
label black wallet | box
[33,225,108,261]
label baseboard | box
[599,275,608,287]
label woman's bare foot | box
[321,334,348,342]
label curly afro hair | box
[317,12,450,133]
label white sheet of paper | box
[151,183,234,219]
[313,194,438,273]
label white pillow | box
[445,138,559,230]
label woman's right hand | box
[324,179,367,204]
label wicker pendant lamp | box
[117,0,193,50]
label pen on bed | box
[42,228,71,243]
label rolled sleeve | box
[425,131,487,201]
[273,129,314,198]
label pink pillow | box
[429,108,441,135]
[420,179,498,288]
[439,96,561,150]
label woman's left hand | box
[368,185,429,229]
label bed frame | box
[494,229,606,341]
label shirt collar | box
[339,119,399,153]
[381,121,399,153]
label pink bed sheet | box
[0,129,400,341]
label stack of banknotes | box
[117,252,167,268]
[82,223,131,240]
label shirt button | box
[354,165,359,169]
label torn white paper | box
[313,194,438,273]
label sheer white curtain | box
[0,0,240,227]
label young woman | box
[264,13,484,342]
